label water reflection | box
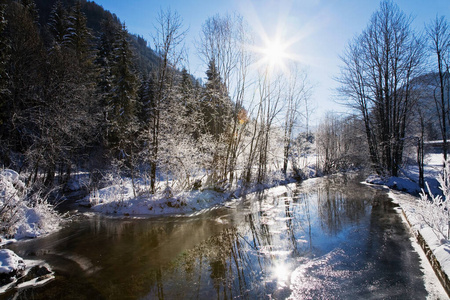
[4,173,428,299]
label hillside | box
[33,0,159,74]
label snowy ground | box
[0,169,61,241]
[366,152,443,196]
[0,249,54,294]
[75,176,301,217]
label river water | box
[2,174,437,299]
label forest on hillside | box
[0,0,449,209]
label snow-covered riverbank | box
[365,153,450,297]
[0,169,61,293]
[74,174,301,217]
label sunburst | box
[261,36,290,72]
[248,23,304,76]
[240,1,314,76]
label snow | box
[77,179,233,216]
[0,255,55,294]
[365,153,443,196]
[69,150,450,296]
[0,169,61,240]
[0,249,25,275]
[389,191,449,298]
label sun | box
[262,38,289,70]
[241,1,314,76]
[250,32,299,76]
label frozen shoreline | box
[388,189,450,298]
[364,153,450,298]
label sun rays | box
[237,0,327,78]
[257,35,291,74]
[241,1,307,76]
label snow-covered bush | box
[418,160,450,240]
[0,169,61,239]
[419,183,449,240]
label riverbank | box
[73,158,450,297]
[388,190,450,298]
[3,173,443,299]
[365,153,450,297]
[74,173,302,217]
[0,169,61,293]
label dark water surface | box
[3,174,429,299]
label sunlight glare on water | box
[272,262,291,288]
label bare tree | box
[256,70,283,184]
[197,14,252,187]
[282,64,311,176]
[316,113,368,174]
[426,16,450,162]
[148,8,186,193]
[338,0,424,176]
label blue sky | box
[93,0,450,120]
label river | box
[2,173,440,299]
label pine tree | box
[38,0,99,187]
[66,1,92,63]
[137,73,156,126]
[178,68,204,139]
[202,59,232,138]
[2,1,44,153]
[180,68,193,107]
[110,24,138,135]
[95,15,120,145]
[48,1,68,47]
[20,0,39,25]
[0,4,9,128]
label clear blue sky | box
[93,0,449,120]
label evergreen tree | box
[20,0,39,25]
[37,0,98,187]
[0,4,9,128]
[202,59,232,138]
[177,68,203,138]
[95,15,120,145]
[2,1,45,157]
[48,0,68,47]
[108,23,138,146]
[180,68,192,107]
[137,73,156,126]
[66,1,92,63]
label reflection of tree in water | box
[159,200,318,300]
[316,176,374,235]
[164,227,253,299]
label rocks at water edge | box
[0,249,53,291]
[0,249,25,285]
